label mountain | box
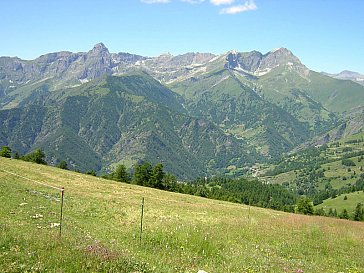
[323,70,364,86]
[1,43,364,178]
[0,71,257,178]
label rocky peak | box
[223,47,308,76]
[88,43,110,56]
[262,47,301,67]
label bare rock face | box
[0,43,309,93]
[0,43,146,90]
[224,47,308,76]
[323,70,364,86]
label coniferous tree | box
[13,151,20,159]
[353,203,363,221]
[339,209,349,219]
[150,163,165,189]
[23,149,47,164]
[57,160,68,170]
[133,162,152,186]
[113,164,129,183]
[0,146,11,158]
[295,197,314,215]
[86,170,96,176]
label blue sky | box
[1,0,363,73]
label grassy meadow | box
[1,157,364,272]
[316,191,364,213]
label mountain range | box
[1,43,364,178]
[322,70,364,86]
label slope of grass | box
[316,191,364,213]
[1,157,364,272]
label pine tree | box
[339,209,349,219]
[295,197,314,215]
[24,149,46,164]
[353,203,363,221]
[133,162,152,186]
[0,146,11,158]
[57,160,68,170]
[150,163,165,189]
[113,164,129,183]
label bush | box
[342,159,356,167]
[0,146,12,158]
[295,197,314,215]
[57,160,68,170]
[23,149,47,164]
[86,170,96,176]
[339,209,349,219]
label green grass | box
[1,157,364,272]
[316,191,364,213]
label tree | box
[342,159,356,166]
[86,170,96,176]
[339,209,349,219]
[353,203,363,221]
[113,164,129,183]
[133,162,152,186]
[0,146,11,158]
[314,207,325,216]
[164,173,178,191]
[57,160,68,170]
[149,163,165,189]
[23,149,46,164]
[13,151,20,159]
[295,197,314,215]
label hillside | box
[0,72,258,179]
[1,157,364,272]
[316,191,364,213]
[260,131,364,214]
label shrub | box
[0,146,12,158]
[23,149,47,164]
[295,197,314,215]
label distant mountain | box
[322,70,364,86]
[1,43,364,178]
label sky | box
[1,0,364,74]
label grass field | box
[1,157,364,272]
[316,191,364,214]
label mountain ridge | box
[1,43,364,178]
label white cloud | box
[181,0,205,3]
[141,0,170,3]
[210,0,235,5]
[220,0,257,14]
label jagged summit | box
[89,42,110,55]
[224,47,307,76]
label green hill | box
[1,157,364,272]
[260,131,364,212]
[316,191,364,214]
[169,69,310,158]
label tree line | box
[1,145,297,212]
[1,145,363,221]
